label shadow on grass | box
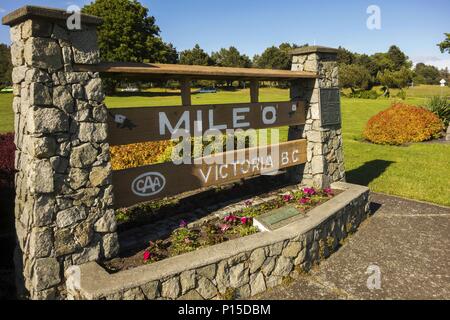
[346,159,395,186]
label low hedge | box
[110,141,174,170]
[364,103,444,145]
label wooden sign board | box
[112,139,307,208]
[107,101,305,145]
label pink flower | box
[184,237,192,244]
[224,215,237,223]
[220,224,230,232]
[324,188,334,196]
[303,187,316,196]
[179,220,188,228]
[282,194,293,202]
[240,217,251,225]
[244,199,253,206]
[143,250,151,262]
[299,197,310,204]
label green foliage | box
[438,33,450,54]
[337,46,355,65]
[377,66,413,89]
[180,44,213,66]
[83,0,174,63]
[115,210,130,222]
[211,46,251,68]
[170,228,200,255]
[253,43,303,70]
[338,45,412,91]
[396,89,406,100]
[345,89,380,99]
[387,45,412,70]
[414,63,441,85]
[339,64,371,90]
[233,225,259,237]
[0,44,12,88]
[82,0,177,93]
[426,96,450,126]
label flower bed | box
[69,182,370,300]
[104,187,335,271]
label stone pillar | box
[290,46,345,188]
[2,6,119,299]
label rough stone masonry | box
[2,6,119,299]
[289,46,345,188]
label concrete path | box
[255,193,450,300]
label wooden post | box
[250,80,259,103]
[181,79,191,106]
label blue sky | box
[1,0,449,68]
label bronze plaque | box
[319,88,341,126]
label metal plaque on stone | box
[319,88,341,126]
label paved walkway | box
[255,193,450,300]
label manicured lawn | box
[0,86,449,206]
[0,93,14,133]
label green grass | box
[1,85,449,206]
[0,93,14,133]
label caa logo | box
[131,172,166,196]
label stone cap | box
[2,5,103,26]
[290,46,338,55]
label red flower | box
[240,217,251,225]
[303,187,316,196]
[224,215,237,223]
[299,197,310,204]
[282,194,293,202]
[143,250,151,262]
[324,188,334,196]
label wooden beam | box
[250,81,259,103]
[106,101,306,145]
[180,79,191,106]
[73,62,318,81]
[112,139,307,208]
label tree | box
[377,66,413,89]
[253,43,302,70]
[83,0,172,63]
[413,63,441,85]
[211,47,251,68]
[179,44,213,66]
[0,44,12,89]
[152,42,179,65]
[82,0,177,93]
[387,45,411,70]
[339,64,371,90]
[337,47,355,65]
[438,33,450,54]
[440,67,450,83]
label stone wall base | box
[68,182,370,300]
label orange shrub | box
[111,141,174,170]
[364,103,444,145]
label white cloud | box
[412,56,450,70]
